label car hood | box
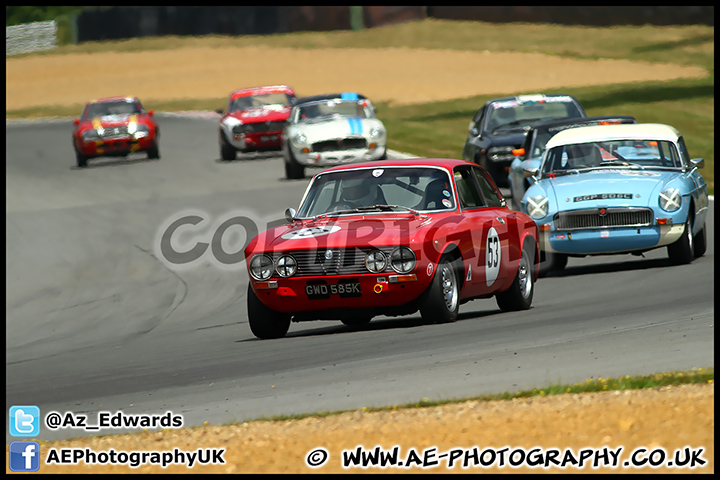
[545,169,681,207]
[293,117,383,141]
[227,105,290,123]
[247,214,434,253]
[485,131,528,147]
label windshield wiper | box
[598,160,645,170]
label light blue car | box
[508,115,636,211]
[521,123,708,275]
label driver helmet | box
[341,180,375,206]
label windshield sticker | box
[372,169,384,177]
[442,190,451,197]
[442,199,453,208]
[281,225,341,240]
[574,194,633,202]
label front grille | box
[487,146,518,163]
[270,247,393,277]
[554,207,653,231]
[234,121,285,134]
[312,138,367,152]
[99,126,129,138]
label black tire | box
[147,143,160,160]
[75,149,88,168]
[420,257,460,324]
[693,221,707,259]
[667,215,694,265]
[496,242,535,312]
[247,284,291,339]
[538,252,567,277]
[220,131,236,161]
[284,148,305,179]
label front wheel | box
[75,149,88,168]
[667,215,694,265]
[496,243,535,312]
[693,221,707,259]
[220,131,236,161]
[247,284,291,339]
[420,257,460,324]
[284,148,305,179]
[147,143,160,159]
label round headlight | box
[249,254,274,281]
[365,250,387,273]
[659,188,682,212]
[390,247,416,273]
[291,132,308,149]
[82,129,100,141]
[275,254,297,277]
[526,194,549,219]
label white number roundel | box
[486,227,501,286]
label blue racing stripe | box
[347,117,363,135]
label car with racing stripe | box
[217,85,296,160]
[521,123,708,275]
[281,92,387,179]
[72,96,159,168]
[244,158,539,339]
[462,94,586,187]
[507,115,637,210]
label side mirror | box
[523,166,539,179]
[285,208,297,223]
[73,118,80,125]
[216,109,223,115]
[690,158,705,169]
[148,110,154,116]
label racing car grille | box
[554,207,653,231]
[272,247,394,277]
[99,126,129,138]
[235,121,285,134]
[312,138,367,152]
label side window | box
[453,167,485,209]
[470,107,486,133]
[473,168,503,207]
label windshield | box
[297,99,368,121]
[541,139,682,175]
[229,93,293,111]
[486,100,583,134]
[83,100,141,119]
[296,167,455,218]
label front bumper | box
[228,131,283,151]
[251,272,426,315]
[78,135,156,157]
[294,146,386,166]
[541,223,685,255]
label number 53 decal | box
[486,227,501,286]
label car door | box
[677,137,709,232]
[452,165,509,298]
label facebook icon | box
[9,405,40,437]
[9,441,41,472]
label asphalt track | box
[5,114,714,442]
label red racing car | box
[72,96,159,167]
[217,85,296,160]
[245,158,540,339]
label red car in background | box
[244,158,539,339]
[217,85,296,160]
[72,96,159,167]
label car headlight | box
[131,123,150,138]
[249,254,274,281]
[659,187,682,212]
[82,129,100,141]
[365,250,387,273]
[390,247,416,273]
[526,195,549,219]
[291,132,308,149]
[275,254,297,278]
[232,123,247,135]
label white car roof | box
[545,123,682,149]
